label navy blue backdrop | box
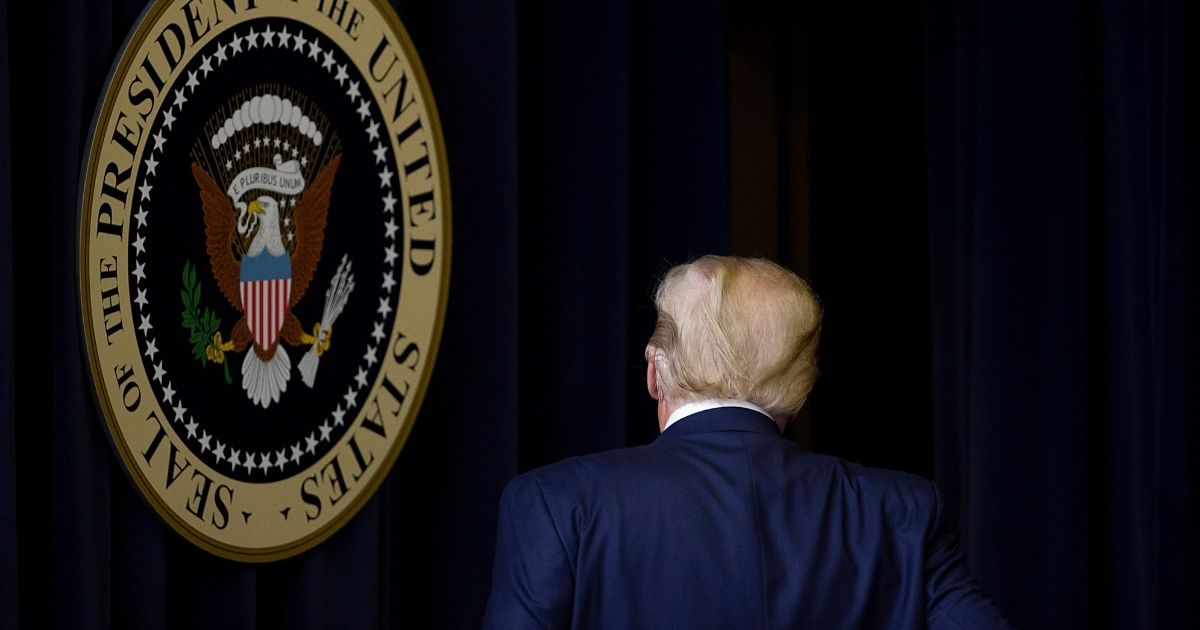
[923,1,1198,626]
[1,0,1196,628]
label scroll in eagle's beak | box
[248,200,263,215]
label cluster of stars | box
[224,136,307,173]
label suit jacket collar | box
[655,406,781,442]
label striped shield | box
[240,252,292,350]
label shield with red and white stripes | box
[240,253,292,350]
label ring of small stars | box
[130,22,400,478]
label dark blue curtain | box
[0,0,728,628]
[924,0,1198,627]
[0,0,15,625]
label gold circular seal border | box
[77,0,451,562]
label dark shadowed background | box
[1,0,1196,628]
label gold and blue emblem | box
[78,0,450,562]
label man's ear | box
[645,345,660,401]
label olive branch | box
[181,260,232,384]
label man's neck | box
[657,398,671,432]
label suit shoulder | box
[782,450,933,492]
[502,445,656,499]
[831,458,940,528]
[838,458,935,492]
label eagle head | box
[244,195,287,256]
[247,195,280,219]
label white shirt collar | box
[663,399,773,432]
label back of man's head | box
[646,256,822,423]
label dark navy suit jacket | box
[482,407,1010,629]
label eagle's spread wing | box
[290,154,341,307]
[191,163,242,312]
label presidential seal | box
[77,0,449,561]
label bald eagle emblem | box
[190,88,355,408]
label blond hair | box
[646,256,822,421]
